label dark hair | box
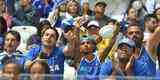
[127,24,144,32]
[41,27,59,40]
[0,16,7,34]
[38,20,52,36]
[144,14,158,22]
[38,20,51,28]
[154,8,160,14]
[5,30,21,42]
[126,6,134,15]
[28,60,50,74]
[95,1,107,7]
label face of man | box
[80,40,95,54]
[41,29,57,47]
[117,44,132,63]
[146,18,157,33]
[126,26,143,47]
[4,33,19,53]
[94,4,106,15]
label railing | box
[0,74,158,80]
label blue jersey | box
[77,55,101,80]
[26,46,65,79]
[33,0,54,18]
[99,59,112,78]
[133,47,156,77]
[100,59,127,80]
[156,70,160,79]
[0,51,27,70]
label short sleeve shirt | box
[25,46,65,78]
[77,56,101,80]
[0,51,27,70]
[133,47,156,76]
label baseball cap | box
[118,37,135,48]
[87,20,100,28]
[61,18,74,32]
[80,35,96,44]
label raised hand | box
[125,55,134,75]
[63,30,76,42]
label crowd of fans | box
[0,0,160,80]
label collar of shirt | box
[82,54,98,64]
[2,51,17,57]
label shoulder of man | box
[28,45,41,53]
[26,45,42,59]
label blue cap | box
[118,37,135,48]
[61,18,74,32]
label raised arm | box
[63,18,81,68]
[146,27,160,61]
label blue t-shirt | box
[33,0,54,18]
[26,46,65,79]
[100,47,156,79]
[133,47,156,77]
[156,70,160,80]
[100,59,125,80]
[0,51,27,70]
[77,56,101,80]
[99,59,112,78]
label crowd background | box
[0,0,160,80]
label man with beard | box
[99,37,135,80]
[143,14,160,70]
[77,35,101,80]
[126,24,156,76]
